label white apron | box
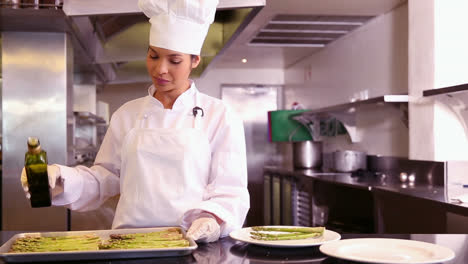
[112,93,211,229]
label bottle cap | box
[27,137,40,148]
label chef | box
[20,0,250,243]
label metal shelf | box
[298,95,409,116]
[72,145,98,152]
[291,95,409,143]
[74,111,106,125]
[423,83,468,97]
[71,146,98,166]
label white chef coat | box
[52,82,250,237]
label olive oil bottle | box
[24,137,51,207]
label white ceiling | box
[212,0,406,69]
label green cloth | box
[268,110,312,142]
[268,110,348,142]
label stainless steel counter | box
[263,165,468,233]
[1,232,467,263]
[264,166,468,215]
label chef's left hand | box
[186,213,221,243]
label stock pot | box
[332,150,367,172]
[292,141,322,169]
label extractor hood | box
[62,0,265,16]
[0,0,265,84]
[90,6,263,84]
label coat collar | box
[146,81,198,111]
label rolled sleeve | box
[52,164,84,206]
[51,111,124,212]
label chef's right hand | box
[21,165,63,199]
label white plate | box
[229,226,341,248]
[319,238,456,264]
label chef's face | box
[146,46,201,92]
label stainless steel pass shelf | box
[291,95,409,142]
[423,83,468,97]
[297,95,409,116]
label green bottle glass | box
[24,137,51,207]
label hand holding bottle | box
[22,137,63,207]
[21,165,62,200]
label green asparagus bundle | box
[99,228,189,250]
[98,240,189,249]
[250,226,325,241]
[10,235,100,252]
[251,226,324,233]
[9,228,190,253]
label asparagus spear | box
[13,235,99,242]
[251,226,325,234]
[109,236,183,243]
[12,240,100,248]
[102,237,186,247]
[250,232,322,241]
[250,231,304,238]
[11,244,99,253]
[110,230,182,240]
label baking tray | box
[0,227,197,262]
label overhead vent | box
[90,14,148,42]
[250,14,374,47]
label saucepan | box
[332,150,367,172]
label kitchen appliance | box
[293,141,322,169]
[332,150,367,172]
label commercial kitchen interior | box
[1,0,468,239]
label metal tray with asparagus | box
[0,227,197,262]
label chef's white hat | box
[138,0,219,55]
